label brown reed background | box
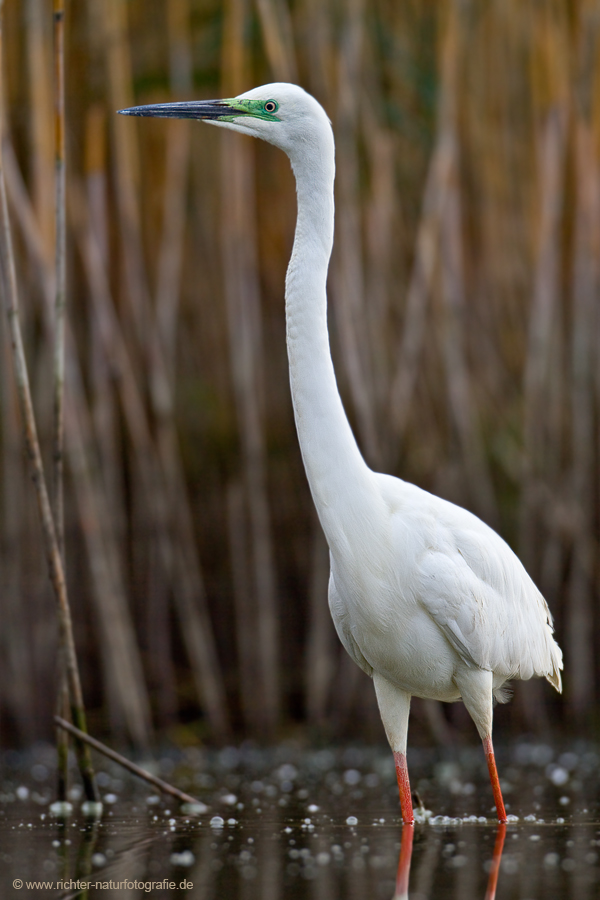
[1,0,599,750]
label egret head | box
[118,82,333,165]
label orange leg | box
[393,751,414,825]
[483,734,507,823]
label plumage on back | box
[378,476,562,690]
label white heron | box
[119,84,563,824]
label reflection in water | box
[483,825,506,900]
[393,823,506,900]
[2,740,600,898]
[394,823,414,899]
[1,807,600,899]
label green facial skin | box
[219,98,280,122]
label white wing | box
[380,476,563,690]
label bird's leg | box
[482,734,507,823]
[373,675,414,824]
[393,751,414,825]
[456,671,507,824]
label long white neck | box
[285,142,373,543]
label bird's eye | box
[264,100,278,113]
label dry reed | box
[0,0,598,748]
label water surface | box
[2,741,599,898]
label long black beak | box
[117,100,240,120]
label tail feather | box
[545,639,563,693]
[546,665,562,694]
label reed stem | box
[0,0,97,803]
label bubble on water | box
[146,795,161,805]
[307,804,319,813]
[103,793,118,804]
[49,801,73,817]
[548,766,569,786]
[221,793,237,805]
[343,769,361,786]
[414,806,432,824]
[171,850,195,867]
[16,786,29,801]
[346,816,358,825]
[430,815,463,826]
[181,801,208,815]
[524,814,537,822]
[559,796,570,806]
[530,834,541,841]
[210,816,225,827]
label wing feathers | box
[412,506,563,687]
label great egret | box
[119,84,563,824]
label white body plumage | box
[120,82,563,823]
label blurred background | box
[0,0,598,753]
